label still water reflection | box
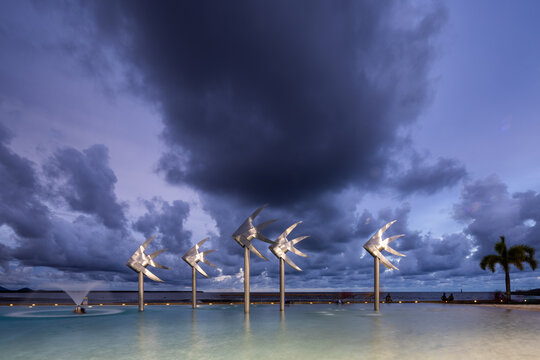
[1,303,539,359]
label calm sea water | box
[1,303,538,359]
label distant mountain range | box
[0,286,33,292]
[513,288,540,295]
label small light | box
[310,302,313,304]
[88,305,93,308]
[54,304,58,306]
[414,301,418,304]
[364,301,368,304]
[166,303,170,306]
[399,301,402,304]
[144,303,148,306]
[122,303,126,306]
[29,306,32,308]
[250,302,254,305]
[99,304,103,306]
[9,304,13,307]
[382,301,385,304]
[524,299,527,303]
[328,302,332,304]
[270,302,274,304]
[346,302,350,304]
[474,300,477,303]
[230,303,233,305]
[500,300,503,303]
[32,304,35,306]
[209,303,213,305]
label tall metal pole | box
[244,246,250,314]
[138,271,144,312]
[374,257,379,312]
[280,258,285,311]
[192,266,197,309]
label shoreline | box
[2,300,539,310]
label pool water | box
[1,303,538,359]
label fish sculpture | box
[182,237,217,278]
[269,221,309,271]
[232,205,276,260]
[363,220,405,270]
[126,235,168,282]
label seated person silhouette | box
[448,293,454,302]
[441,292,448,302]
[385,293,393,303]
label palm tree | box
[480,236,537,303]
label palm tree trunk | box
[505,268,511,303]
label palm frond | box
[494,236,507,256]
[480,255,503,272]
[523,245,537,270]
[508,245,538,271]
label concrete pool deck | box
[3,300,540,311]
[476,304,540,311]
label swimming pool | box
[1,303,538,359]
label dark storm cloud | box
[45,144,126,229]
[400,233,473,276]
[453,174,540,261]
[0,132,146,285]
[0,122,50,239]
[391,155,467,196]
[82,0,448,204]
[11,215,128,274]
[133,198,192,254]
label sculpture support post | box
[138,271,144,312]
[192,267,197,309]
[374,257,379,312]
[280,258,285,311]
[244,246,250,314]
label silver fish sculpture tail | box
[363,220,405,270]
[269,221,309,271]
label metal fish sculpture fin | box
[282,222,301,237]
[249,243,268,260]
[201,250,217,267]
[182,238,217,277]
[141,235,156,250]
[363,220,405,270]
[149,248,166,260]
[149,260,168,269]
[194,263,210,278]
[282,253,302,271]
[382,235,405,257]
[142,267,163,282]
[126,235,168,282]
[289,236,309,257]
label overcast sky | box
[1,0,539,292]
